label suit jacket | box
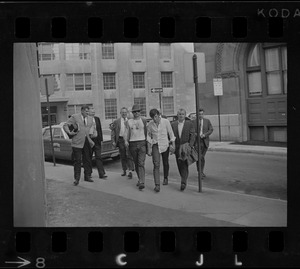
[92,116,103,145]
[171,120,195,156]
[63,113,97,148]
[111,117,123,146]
[193,118,213,148]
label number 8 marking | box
[36,257,45,268]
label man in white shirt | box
[124,104,148,190]
[147,108,176,192]
[111,107,134,178]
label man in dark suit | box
[88,107,107,179]
[193,108,213,179]
[111,107,134,178]
[171,108,195,191]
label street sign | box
[184,53,206,83]
[40,76,55,96]
[213,78,223,96]
[151,87,163,93]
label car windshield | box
[43,129,51,138]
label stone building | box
[194,43,287,142]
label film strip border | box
[1,1,300,268]
[0,2,299,41]
[4,228,295,267]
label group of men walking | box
[64,104,213,193]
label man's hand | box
[124,141,129,147]
[169,144,175,154]
[69,131,77,136]
[112,142,116,148]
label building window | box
[246,43,287,97]
[66,73,92,91]
[161,72,173,88]
[162,96,174,115]
[133,72,145,89]
[104,99,118,119]
[103,73,116,90]
[65,43,91,60]
[102,43,114,59]
[67,104,93,117]
[131,43,143,59]
[41,106,57,127]
[41,74,61,91]
[159,43,171,59]
[38,43,59,61]
[134,97,146,117]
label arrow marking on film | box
[5,257,31,268]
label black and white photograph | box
[14,42,287,227]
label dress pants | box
[196,139,208,173]
[175,154,189,185]
[152,144,170,185]
[118,137,134,171]
[91,142,106,177]
[129,140,146,184]
[72,137,92,181]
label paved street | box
[44,146,287,227]
[100,150,287,200]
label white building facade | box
[38,43,195,128]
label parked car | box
[187,112,196,120]
[42,123,120,161]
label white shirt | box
[200,119,203,136]
[119,117,127,137]
[178,120,185,139]
[82,115,87,126]
[147,117,176,153]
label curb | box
[208,147,287,157]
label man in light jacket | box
[63,105,97,186]
[111,107,134,178]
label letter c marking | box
[116,254,127,266]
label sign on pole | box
[40,76,55,96]
[151,88,163,93]
[213,78,223,96]
[184,53,206,83]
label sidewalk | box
[44,162,287,227]
[208,141,287,156]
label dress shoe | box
[73,180,79,186]
[154,185,160,192]
[100,175,107,179]
[121,171,126,176]
[180,183,186,191]
[163,178,168,185]
[139,183,145,190]
[84,178,94,182]
[136,181,140,187]
[128,171,133,179]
